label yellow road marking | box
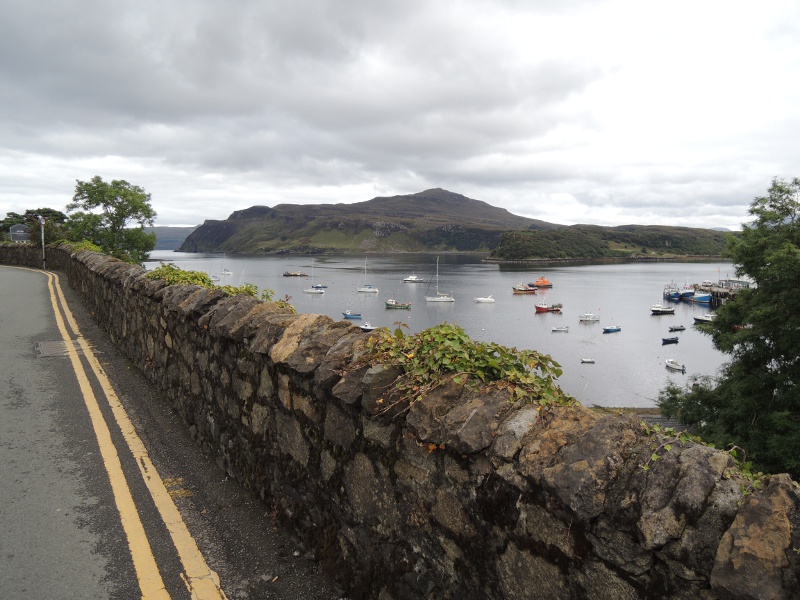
[47,270,229,600]
[39,270,170,599]
[5,264,229,600]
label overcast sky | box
[2,1,798,230]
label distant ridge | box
[178,189,558,254]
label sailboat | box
[425,256,454,302]
[303,259,324,294]
[357,257,379,293]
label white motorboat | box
[578,313,600,322]
[403,273,425,283]
[665,358,686,373]
[693,313,716,324]
[651,303,675,315]
[581,358,595,364]
[473,295,495,303]
[359,322,377,332]
[551,326,569,333]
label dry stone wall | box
[3,243,800,599]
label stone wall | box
[3,243,799,600]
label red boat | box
[535,302,563,313]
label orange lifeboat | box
[532,276,553,288]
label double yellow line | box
[34,267,227,600]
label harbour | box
[146,252,736,409]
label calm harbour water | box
[146,251,736,409]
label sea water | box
[146,251,735,408]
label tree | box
[65,176,157,263]
[658,177,800,478]
[1,208,68,243]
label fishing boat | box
[666,358,686,373]
[473,295,495,303]
[425,257,455,302]
[578,313,600,322]
[663,282,681,299]
[385,298,411,309]
[680,283,695,298]
[551,326,569,333]
[535,302,563,313]
[359,322,377,332]
[668,325,686,332]
[662,336,679,345]
[692,292,712,303]
[602,325,621,333]
[650,303,675,315]
[403,273,425,283]
[512,283,537,294]
[532,276,553,288]
[357,258,379,293]
[581,358,595,364]
[694,313,716,324]
[342,310,362,319]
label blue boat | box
[692,292,712,303]
[342,310,362,319]
[603,325,621,333]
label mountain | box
[177,189,558,254]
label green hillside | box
[490,225,732,260]
[178,189,557,254]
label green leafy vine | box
[363,321,575,409]
[639,421,766,497]
[146,262,295,311]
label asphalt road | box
[0,265,344,600]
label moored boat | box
[283,271,308,277]
[581,358,595,364]
[666,358,686,373]
[603,325,621,333]
[668,325,686,332]
[385,298,411,309]
[680,284,695,298]
[694,313,716,324]
[578,313,600,322]
[425,257,455,302]
[532,276,553,288]
[403,273,425,283]
[651,303,676,315]
[535,302,563,313]
[512,283,537,294]
[662,336,679,345]
[342,310,362,319]
[473,295,495,303]
[663,282,681,299]
[551,326,569,332]
[359,322,377,332]
[692,292,712,303]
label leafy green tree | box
[658,177,800,478]
[65,176,157,263]
[1,208,68,243]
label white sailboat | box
[357,257,379,293]
[303,258,324,294]
[425,256,454,302]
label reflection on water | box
[146,251,735,408]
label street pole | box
[39,216,46,269]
